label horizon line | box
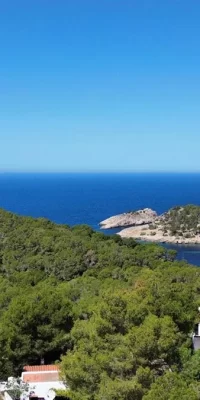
[1,170,200,174]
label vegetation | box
[1,208,200,398]
[162,204,200,236]
[3,378,30,400]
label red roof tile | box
[23,372,59,383]
[23,365,60,372]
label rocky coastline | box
[99,208,157,229]
[100,205,200,245]
[118,225,200,244]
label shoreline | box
[118,224,200,245]
[100,206,200,246]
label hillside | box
[0,209,200,399]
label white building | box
[21,365,67,400]
[193,322,200,351]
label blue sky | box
[1,0,200,172]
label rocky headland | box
[100,205,200,244]
[99,208,157,229]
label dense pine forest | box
[1,208,200,399]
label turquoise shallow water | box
[0,172,200,265]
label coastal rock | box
[100,204,200,245]
[118,225,200,244]
[99,208,157,229]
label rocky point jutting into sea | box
[100,205,200,244]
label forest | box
[0,208,200,399]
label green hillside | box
[0,209,200,399]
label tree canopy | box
[0,209,200,399]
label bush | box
[149,224,156,230]
[184,233,192,238]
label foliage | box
[163,204,200,236]
[0,209,200,399]
[3,377,31,400]
[143,372,199,400]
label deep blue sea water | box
[1,173,200,265]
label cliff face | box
[99,208,157,229]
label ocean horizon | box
[1,172,200,265]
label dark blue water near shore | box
[1,173,200,265]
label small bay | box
[1,172,200,265]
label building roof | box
[22,372,59,383]
[21,365,66,398]
[23,365,60,372]
[22,365,61,383]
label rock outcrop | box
[101,204,200,245]
[100,205,200,244]
[99,208,157,229]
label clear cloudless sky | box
[0,0,200,172]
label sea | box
[1,172,200,266]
